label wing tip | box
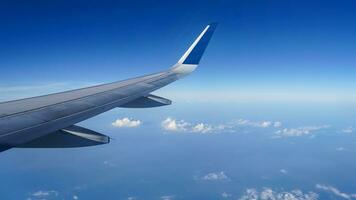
[208,22,219,29]
[179,22,218,65]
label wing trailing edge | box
[120,94,171,108]
[18,125,109,148]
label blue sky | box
[1,0,356,103]
[1,1,356,200]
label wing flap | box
[120,94,171,108]
[17,125,109,148]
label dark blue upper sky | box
[1,0,356,102]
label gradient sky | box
[1,0,356,103]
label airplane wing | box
[0,23,217,152]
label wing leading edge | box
[0,23,218,151]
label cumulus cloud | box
[275,125,330,137]
[161,118,216,133]
[161,117,283,134]
[161,117,331,138]
[29,190,81,200]
[161,118,189,132]
[274,121,283,127]
[29,190,59,199]
[239,188,318,200]
[201,171,229,181]
[316,184,356,199]
[237,119,274,128]
[112,117,141,128]
[192,123,213,133]
[239,188,258,200]
[342,126,353,133]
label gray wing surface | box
[0,23,217,151]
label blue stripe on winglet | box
[182,23,218,65]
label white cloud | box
[275,125,330,137]
[260,188,275,200]
[237,119,274,128]
[161,118,215,133]
[261,121,273,128]
[112,117,141,128]
[342,126,353,133]
[201,171,229,181]
[274,121,283,127]
[160,195,175,200]
[161,117,333,139]
[30,190,59,199]
[316,184,356,199]
[127,197,138,200]
[29,190,81,200]
[161,117,283,134]
[192,123,213,133]
[161,118,189,132]
[239,188,258,200]
[239,188,318,200]
[280,169,288,174]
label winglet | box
[178,23,218,65]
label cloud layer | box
[161,117,329,138]
[237,119,282,128]
[342,126,353,133]
[275,125,330,137]
[161,118,283,134]
[316,184,356,199]
[239,188,318,200]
